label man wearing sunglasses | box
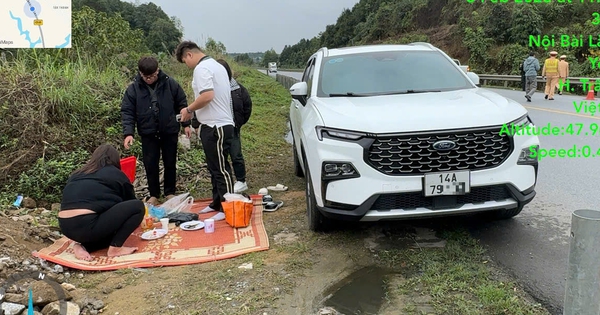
[121,56,192,205]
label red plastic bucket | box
[120,156,137,183]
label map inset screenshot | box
[0,0,72,48]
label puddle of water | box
[320,266,391,315]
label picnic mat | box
[32,196,269,271]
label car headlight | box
[322,162,360,181]
[315,126,367,141]
[509,115,538,165]
[518,145,539,165]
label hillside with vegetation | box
[278,0,600,77]
[73,0,183,54]
[0,2,229,206]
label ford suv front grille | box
[366,128,512,175]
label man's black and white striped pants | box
[200,124,235,212]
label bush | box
[15,148,89,204]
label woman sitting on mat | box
[58,144,145,261]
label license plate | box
[424,171,470,197]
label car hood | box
[313,88,527,133]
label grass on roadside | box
[379,229,548,314]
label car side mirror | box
[290,81,308,105]
[467,72,480,87]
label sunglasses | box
[141,70,159,80]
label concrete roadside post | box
[563,209,600,315]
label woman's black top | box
[60,165,137,214]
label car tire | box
[293,140,304,178]
[305,160,329,232]
[493,205,524,220]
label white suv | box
[288,43,539,232]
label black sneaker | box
[545,95,548,99]
[549,98,554,100]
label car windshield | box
[317,50,474,97]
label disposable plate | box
[141,229,167,240]
[180,220,205,231]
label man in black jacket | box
[121,56,191,205]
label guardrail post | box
[563,209,600,315]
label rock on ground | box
[0,302,25,315]
[41,301,80,315]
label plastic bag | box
[161,192,190,215]
[167,212,198,226]
[224,193,251,202]
[148,204,167,219]
[170,196,194,214]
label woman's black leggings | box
[58,199,145,253]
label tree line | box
[274,0,600,77]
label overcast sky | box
[123,0,360,53]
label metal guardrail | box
[275,73,299,90]
[266,70,597,91]
[477,75,595,88]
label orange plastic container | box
[120,156,137,183]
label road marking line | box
[523,105,600,120]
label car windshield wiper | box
[381,90,442,95]
[328,92,370,97]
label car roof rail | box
[317,47,328,57]
[408,42,436,50]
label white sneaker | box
[234,181,248,193]
[199,206,215,214]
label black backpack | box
[230,83,252,128]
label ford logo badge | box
[432,140,456,151]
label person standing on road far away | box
[175,41,235,222]
[557,55,569,95]
[542,51,559,100]
[121,56,192,206]
[523,51,540,103]
[216,59,253,194]
[58,144,145,261]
